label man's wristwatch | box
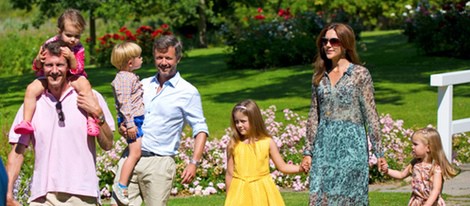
[189,159,200,167]
[96,114,106,126]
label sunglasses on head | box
[321,37,341,47]
[56,101,65,122]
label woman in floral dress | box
[301,23,385,206]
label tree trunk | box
[89,9,96,64]
[276,0,283,12]
[197,0,207,48]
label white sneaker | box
[113,183,129,205]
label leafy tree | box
[9,0,224,51]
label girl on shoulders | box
[14,9,99,136]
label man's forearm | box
[192,132,207,161]
[7,144,25,201]
[97,121,114,151]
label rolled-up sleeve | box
[184,92,209,138]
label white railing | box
[430,70,470,162]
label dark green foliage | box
[221,11,323,70]
[404,1,470,59]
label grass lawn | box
[2,30,469,139]
[100,191,410,205]
[1,30,469,204]
[167,191,411,205]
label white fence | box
[430,70,470,162]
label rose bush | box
[91,24,172,67]
[403,1,470,58]
[220,8,323,70]
[13,107,470,201]
[96,108,469,198]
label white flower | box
[405,5,412,10]
[171,187,178,195]
[217,183,226,190]
[194,185,203,195]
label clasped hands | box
[301,156,388,173]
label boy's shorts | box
[118,115,144,143]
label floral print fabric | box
[408,162,445,206]
[305,64,383,206]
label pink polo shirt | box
[8,87,115,202]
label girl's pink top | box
[33,35,87,77]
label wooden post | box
[436,85,453,162]
[431,70,470,162]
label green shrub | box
[0,33,45,75]
[403,1,470,58]
[221,7,366,70]
[221,9,323,70]
[453,133,470,163]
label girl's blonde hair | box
[111,42,142,71]
[227,99,271,156]
[58,8,86,33]
[312,23,361,86]
[412,127,457,179]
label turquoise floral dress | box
[304,64,383,206]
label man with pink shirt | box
[5,40,115,206]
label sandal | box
[14,120,34,134]
[87,117,100,136]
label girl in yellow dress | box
[224,99,305,206]
[380,127,457,206]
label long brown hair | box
[412,127,457,179]
[313,23,361,86]
[227,99,271,156]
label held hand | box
[118,123,127,137]
[77,92,101,118]
[60,46,73,59]
[378,158,388,174]
[34,47,47,69]
[301,156,312,173]
[126,127,137,140]
[181,163,197,184]
[36,46,47,62]
[6,195,20,206]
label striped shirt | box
[111,71,145,128]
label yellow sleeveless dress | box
[224,138,285,206]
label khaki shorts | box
[30,192,98,206]
[110,155,176,206]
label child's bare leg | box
[15,79,46,134]
[24,79,47,122]
[113,138,141,204]
[119,138,142,186]
[70,76,100,136]
[70,75,93,99]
